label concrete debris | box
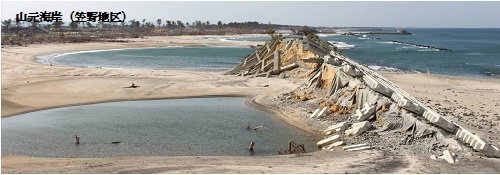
[346,146,371,152]
[342,144,371,151]
[443,150,457,164]
[356,102,376,121]
[324,122,348,135]
[430,155,437,160]
[391,92,425,115]
[342,64,362,77]
[326,141,345,149]
[317,107,330,118]
[456,128,499,157]
[317,134,340,148]
[310,107,330,119]
[342,143,368,150]
[228,34,499,159]
[424,110,456,133]
[310,108,320,118]
[345,121,372,136]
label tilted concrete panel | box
[342,64,362,77]
[310,108,320,118]
[317,134,340,148]
[342,143,368,150]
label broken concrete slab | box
[443,150,456,163]
[352,121,370,129]
[317,107,329,118]
[346,146,371,152]
[317,134,340,148]
[362,75,394,97]
[324,55,343,66]
[345,121,372,136]
[324,122,347,135]
[342,64,362,77]
[356,102,376,121]
[325,141,344,150]
[310,108,320,118]
[342,143,368,150]
[430,155,437,160]
[493,145,500,158]
[481,144,498,158]
[423,109,456,133]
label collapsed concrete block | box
[470,138,483,149]
[483,144,498,158]
[324,55,343,66]
[423,110,456,133]
[363,75,393,97]
[356,103,376,121]
[465,134,475,144]
[324,122,347,135]
[310,108,320,118]
[342,64,362,77]
[345,121,372,136]
[352,121,370,129]
[430,155,437,160]
[355,109,363,118]
[391,92,403,103]
[325,141,344,150]
[400,100,425,115]
[327,121,347,130]
[363,75,380,90]
[346,146,371,152]
[390,93,425,115]
[317,134,340,148]
[317,107,330,118]
[494,145,500,158]
[455,129,464,139]
[342,143,368,150]
[443,150,456,163]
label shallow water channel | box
[2,98,319,158]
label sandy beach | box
[2,35,500,174]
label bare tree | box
[156,19,162,28]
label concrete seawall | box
[228,34,499,158]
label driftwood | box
[124,82,140,88]
[249,141,255,152]
[75,135,80,144]
[277,140,306,155]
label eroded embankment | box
[227,33,500,158]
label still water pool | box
[1,98,318,158]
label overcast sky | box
[2,1,500,28]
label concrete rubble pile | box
[226,34,499,158]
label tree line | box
[2,17,301,45]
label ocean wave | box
[418,48,441,52]
[368,65,402,72]
[219,38,236,42]
[51,47,162,58]
[368,65,422,73]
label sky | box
[2,1,500,28]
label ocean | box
[321,28,500,78]
[42,28,500,78]
[42,46,253,71]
